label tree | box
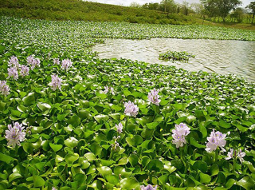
[130,2,141,8]
[160,0,177,14]
[201,0,241,22]
[181,1,189,15]
[246,1,255,23]
[230,7,244,22]
[201,0,220,19]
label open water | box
[93,38,255,82]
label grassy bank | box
[0,0,199,25]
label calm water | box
[93,38,255,82]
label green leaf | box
[37,102,51,114]
[105,175,119,185]
[199,122,207,138]
[67,115,81,128]
[64,137,78,148]
[190,137,206,148]
[9,172,22,182]
[94,114,109,123]
[210,164,219,176]
[219,120,231,129]
[84,152,96,162]
[226,179,236,189]
[0,101,6,111]
[200,173,211,184]
[120,178,139,189]
[0,152,14,164]
[33,175,45,187]
[65,153,79,165]
[193,161,207,173]
[128,154,138,167]
[243,161,255,173]
[237,176,255,190]
[22,92,35,106]
[23,142,33,154]
[126,135,143,147]
[118,157,128,165]
[79,158,90,169]
[146,122,160,130]
[49,143,63,152]
[97,166,112,176]
[147,159,164,171]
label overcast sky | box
[85,0,253,7]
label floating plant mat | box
[159,51,195,61]
[0,16,255,190]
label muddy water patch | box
[93,38,255,82]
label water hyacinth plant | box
[27,55,40,70]
[8,55,19,68]
[5,122,26,148]
[61,59,72,70]
[53,58,60,65]
[159,51,195,62]
[19,65,30,77]
[7,66,19,80]
[148,88,160,106]
[124,101,139,117]
[0,16,254,189]
[116,122,123,133]
[49,74,62,91]
[206,129,227,152]
[103,86,114,94]
[172,123,190,148]
[0,80,10,96]
[226,148,246,163]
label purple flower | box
[124,101,139,117]
[116,123,123,133]
[49,74,62,91]
[226,148,234,160]
[172,123,190,148]
[8,56,19,68]
[27,55,40,70]
[53,58,60,65]
[61,59,72,70]
[148,88,161,106]
[27,55,34,65]
[5,122,26,148]
[0,80,10,96]
[140,184,158,190]
[103,86,114,94]
[19,65,29,77]
[226,148,246,163]
[7,67,18,80]
[206,129,227,152]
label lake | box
[93,38,255,82]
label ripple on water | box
[93,38,255,82]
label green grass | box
[0,0,199,25]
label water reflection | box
[93,38,255,82]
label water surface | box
[93,38,255,82]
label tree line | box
[130,0,255,24]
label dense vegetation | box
[0,16,255,190]
[159,51,195,62]
[0,0,197,25]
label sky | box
[85,0,253,7]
